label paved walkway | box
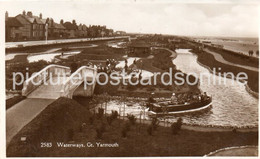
[6,98,55,145]
[153,47,177,59]
[27,77,69,99]
[6,36,129,48]
[204,48,259,72]
[207,146,258,156]
[6,76,70,145]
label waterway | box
[103,49,258,127]
[6,44,97,62]
[169,49,258,127]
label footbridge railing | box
[22,64,71,96]
[61,65,97,98]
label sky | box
[2,0,260,37]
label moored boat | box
[148,96,212,116]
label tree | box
[171,118,183,135]
[97,108,104,119]
[121,122,131,138]
[127,114,136,125]
[96,127,105,139]
[151,117,159,130]
[147,125,153,136]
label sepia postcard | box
[0,0,259,158]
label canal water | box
[6,45,97,62]
[103,49,258,127]
[116,57,140,68]
[169,49,258,127]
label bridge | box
[7,64,97,145]
[22,64,97,99]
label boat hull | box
[148,98,212,116]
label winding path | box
[203,48,259,72]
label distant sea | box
[193,36,259,56]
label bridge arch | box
[22,64,71,96]
[61,65,97,98]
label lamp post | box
[45,23,48,44]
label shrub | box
[100,122,106,132]
[89,115,95,125]
[106,111,119,125]
[124,122,131,132]
[96,128,104,139]
[96,123,106,139]
[97,108,104,119]
[177,117,183,129]
[127,114,136,125]
[111,110,119,120]
[107,116,113,125]
[147,125,153,136]
[151,117,160,130]
[171,118,183,135]
[121,122,131,138]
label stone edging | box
[204,145,258,156]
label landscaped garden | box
[6,97,258,157]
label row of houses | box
[5,11,125,42]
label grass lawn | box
[6,95,26,110]
[93,47,199,98]
[6,54,28,64]
[191,49,259,93]
[207,46,258,68]
[7,97,258,157]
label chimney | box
[5,11,8,21]
[60,19,64,25]
[27,11,33,17]
[39,13,42,19]
[72,19,76,25]
[23,10,26,15]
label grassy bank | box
[207,46,258,68]
[7,97,258,157]
[6,95,26,110]
[192,48,259,93]
[94,48,199,98]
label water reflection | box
[171,49,258,127]
[101,49,258,127]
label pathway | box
[6,98,55,145]
[6,36,129,48]
[27,77,69,99]
[207,146,258,156]
[203,48,259,72]
[153,47,177,59]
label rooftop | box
[6,17,23,27]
